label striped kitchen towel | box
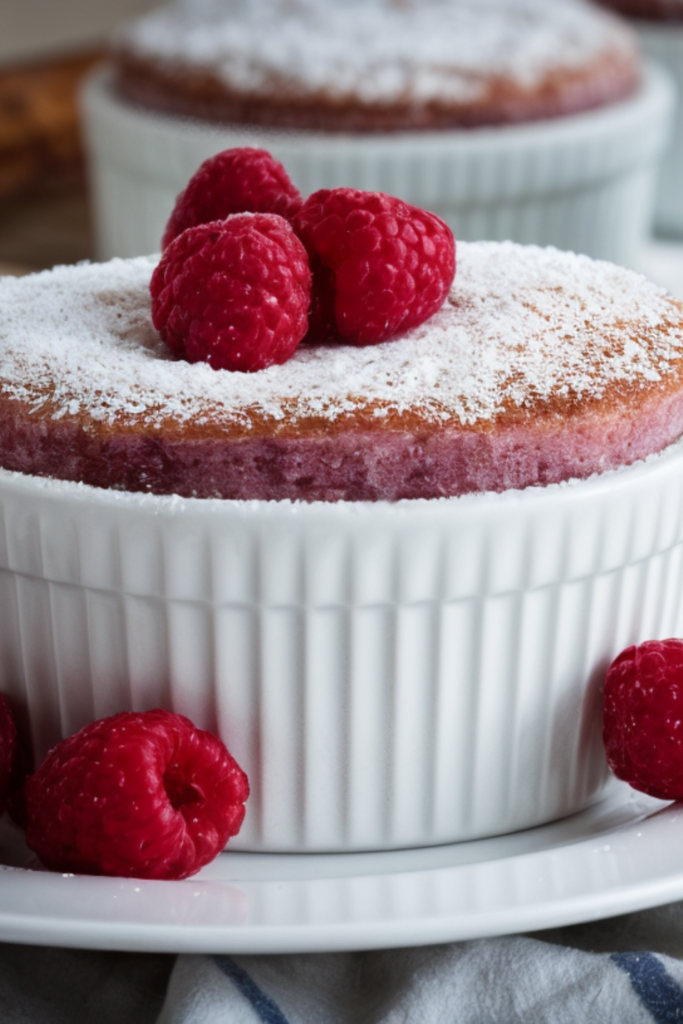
[157,903,683,1023]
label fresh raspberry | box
[151,214,312,372]
[0,694,20,815]
[292,188,456,345]
[603,639,683,800]
[23,710,249,879]
[162,147,303,250]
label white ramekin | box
[3,438,683,853]
[632,24,683,236]
[81,63,673,269]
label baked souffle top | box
[111,0,642,131]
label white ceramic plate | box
[1,779,683,954]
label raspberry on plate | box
[603,638,683,800]
[162,147,303,250]
[23,709,249,879]
[151,213,312,372]
[0,694,20,815]
[292,187,456,345]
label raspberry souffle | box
[0,240,682,501]
[4,190,683,851]
[83,0,672,272]
[112,0,640,130]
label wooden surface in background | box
[0,186,93,272]
[0,47,99,273]
[0,50,103,203]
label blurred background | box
[0,0,157,272]
[1,0,682,295]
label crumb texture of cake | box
[111,0,641,131]
[2,242,683,501]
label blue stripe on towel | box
[612,952,683,1021]
[212,955,291,1024]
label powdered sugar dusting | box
[114,0,638,106]
[1,243,682,432]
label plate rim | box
[2,781,683,954]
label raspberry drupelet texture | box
[603,638,683,800]
[0,694,19,815]
[162,147,303,250]
[292,187,456,345]
[151,214,312,372]
[23,709,249,879]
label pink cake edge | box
[2,386,683,502]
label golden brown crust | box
[113,48,641,132]
[6,340,683,445]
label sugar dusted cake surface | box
[112,0,641,131]
[2,241,683,501]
